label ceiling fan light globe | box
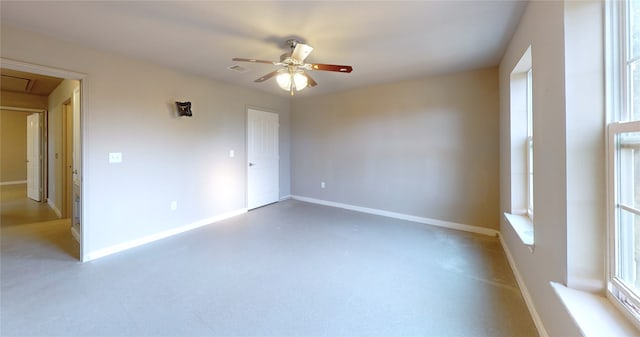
[293,72,308,91]
[276,72,291,91]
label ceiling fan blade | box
[291,43,313,63]
[233,58,277,65]
[254,70,280,83]
[303,72,318,87]
[310,63,353,73]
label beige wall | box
[0,109,29,182]
[291,67,500,230]
[1,91,47,109]
[499,1,570,335]
[1,25,291,259]
[564,0,605,293]
[0,91,46,184]
[499,1,605,336]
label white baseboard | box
[48,200,62,218]
[84,208,247,262]
[499,235,549,337]
[70,226,81,243]
[0,180,27,186]
[279,195,292,201]
[291,195,499,237]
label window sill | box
[504,212,534,248]
[551,282,638,336]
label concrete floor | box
[1,199,538,336]
[1,184,60,227]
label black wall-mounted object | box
[176,101,192,117]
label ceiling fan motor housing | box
[280,53,294,64]
[286,39,299,49]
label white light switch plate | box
[109,152,122,163]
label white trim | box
[0,180,27,186]
[71,226,81,243]
[0,106,45,113]
[48,200,62,218]
[607,289,640,332]
[291,195,499,237]
[503,212,534,248]
[620,203,640,216]
[0,58,86,80]
[279,195,292,201]
[500,235,549,337]
[84,208,247,262]
[552,282,638,336]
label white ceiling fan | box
[232,39,353,95]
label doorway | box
[0,107,55,225]
[247,108,279,209]
[0,60,85,261]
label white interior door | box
[247,108,279,209]
[26,113,41,201]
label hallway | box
[1,183,79,263]
[1,183,59,227]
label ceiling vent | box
[227,65,249,73]
[0,69,64,96]
[1,75,35,93]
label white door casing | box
[26,113,41,201]
[72,87,82,239]
[72,87,81,185]
[247,108,279,209]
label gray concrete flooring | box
[1,199,538,336]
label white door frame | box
[1,58,88,262]
[246,106,279,209]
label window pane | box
[630,61,640,121]
[637,146,640,209]
[618,209,640,288]
[617,130,640,288]
[630,0,640,59]
[620,131,640,209]
[527,137,533,214]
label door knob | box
[249,162,256,166]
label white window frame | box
[504,46,534,248]
[608,121,640,320]
[607,0,640,324]
[526,68,534,219]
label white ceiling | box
[0,1,527,97]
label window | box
[505,46,534,247]
[609,123,640,319]
[608,0,640,322]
